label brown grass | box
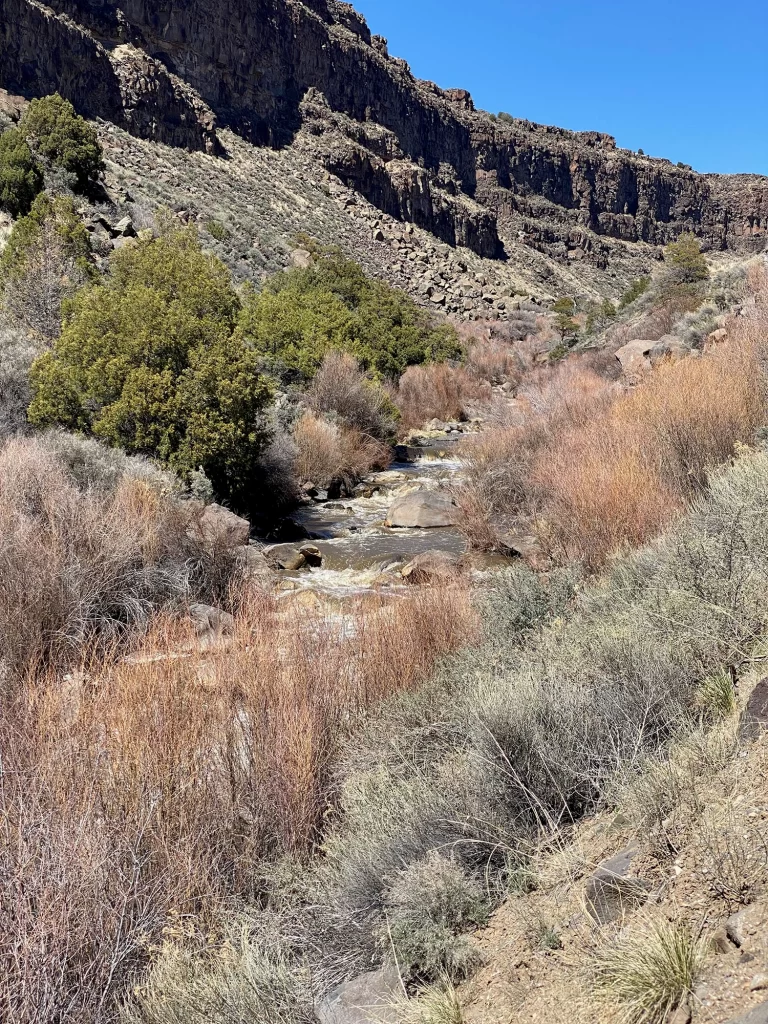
[292,410,390,489]
[457,276,768,567]
[0,582,476,1022]
[396,364,489,431]
[465,338,522,385]
[0,437,198,680]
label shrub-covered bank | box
[110,443,768,1022]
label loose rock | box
[584,847,651,924]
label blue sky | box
[352,0,768,175]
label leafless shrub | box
[0,324,41,437]
[306,351,396,440]
[0,436,193,679]
[465,339,522,385]
[293,411,389,489]
[703,810,768,906]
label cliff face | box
[1,0,766,264]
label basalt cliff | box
[1,0,766,304]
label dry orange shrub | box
[396,363,489,430]
[534,322,768,566]
[0,580,476,1021]
[293,410,389,487]
[459,274,768,567]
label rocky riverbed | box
[262,428,509,599]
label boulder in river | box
[385,489,459,529]
[401,549,460,583]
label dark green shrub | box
[19,93,103,189]
[204,218,231,241]
[0,127,43,216]
[27,225,274,509]
[664,233,709,283]
[238,251,461,380]
[619,275,651,309]
[585,297,617,334]
[0,191,91,279]
[552,296,579,342]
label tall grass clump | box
[396,363,488,431]
[593,919,708,1024]
[121,921,314,1024]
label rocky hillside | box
[1,0,767,309]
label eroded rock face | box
[2,0,766,260]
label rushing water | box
[264,439,475,596]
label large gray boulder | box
[722,1001,768,1024]
[385,489,458,529]
[317,966,402,1024]
[614,339,654,374]
[191,502,251,549]
[584,846,651,924]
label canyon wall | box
[1,0,766,260]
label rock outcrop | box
[1,0,766,270]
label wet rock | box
[385,489,458,528]
[299,544,323,567]
[740,678,768,740]
[401,549,459,583]
[584,846,651,924]
[267,546,308,571]
[317,965,402,1024]
[190,502,251,549]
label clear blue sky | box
[353,0,768,175]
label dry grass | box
[396,364,488,431]
[592,918,709,1024]
[292,410,389,489]
[457,275,768,566]
[0,436,195,680]
[0,582,476,1022]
